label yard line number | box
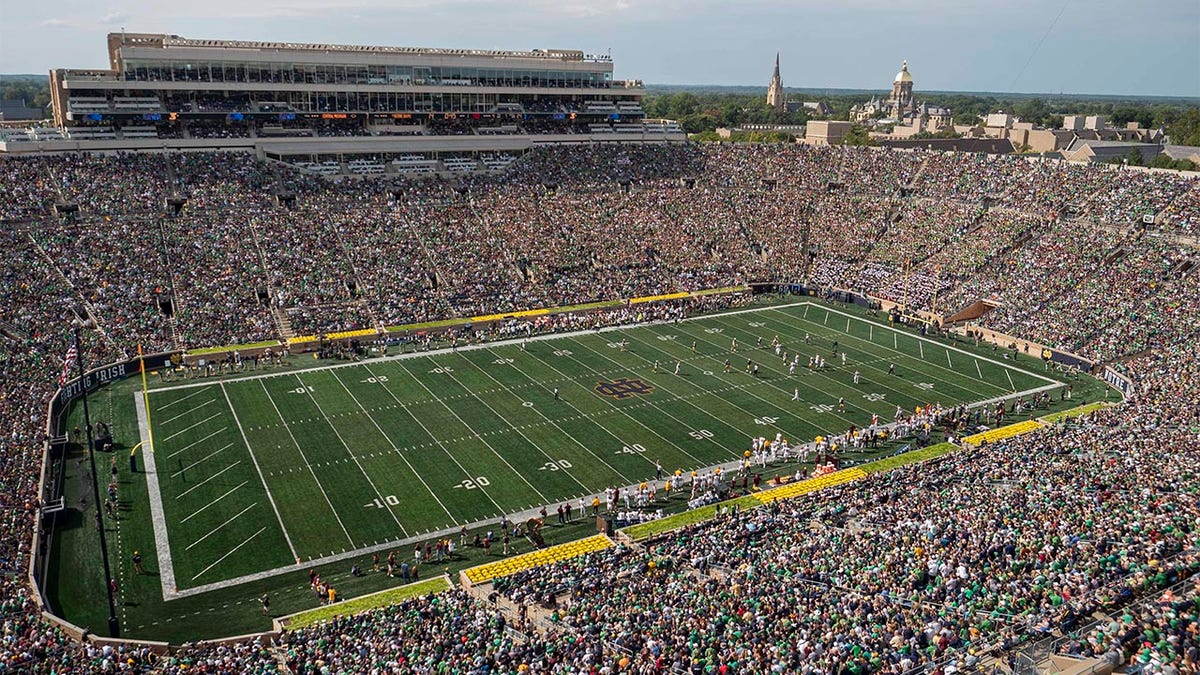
[538,460,573,471]
[616,443,647,455]
[454,477,491,490]
[365,495,400,509]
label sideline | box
[134,394,178,599]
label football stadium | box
[0,26,1197,675]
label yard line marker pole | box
[870,326,873,342]
[139,345,155,465]
[894,333,898,349]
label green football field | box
[136,301,1059,597]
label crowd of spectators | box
[0,143,1198,672]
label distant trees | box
[691,130,795,144]
[0,77,51,111]
[840,126,877,146]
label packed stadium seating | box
[1,143,1198,672]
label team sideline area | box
[1,142,1196,673]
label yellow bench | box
[462,534,613,584]
[753,467,868,504]
[962,419,1043,446]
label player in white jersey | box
[853,370,861,385]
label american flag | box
[59,344,78,386]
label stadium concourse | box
[0,144,1197,672]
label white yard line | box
[519,344,707,468]
[975,359,984,380]
[220,383,300,561]
[257,379,355,547]
[463,350,636,485]
[772,305,1058,387]
[331,367,451,530]
[176,461,241,500]
[1006,369,1017,392]
[498,351,661,475]
[169,443,234,478]
[160,412,223,442]
[426,354,592,493]
[135,393,178,598]
[158,398,216,426]
[156,386,212,409]
[359,362,508,517]
[185,503,257,551]
[589,329,809,445]
[294,372,412,539]
[181,481,249,523]
[166,427,227,459]
[947,350,954,369]
[191,527,267,582]
[391,360,551,504]
[680,317,887,421]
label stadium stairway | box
[944,299,998,325]
[272,307,295,340]
[462,580,559,638]
[908,154,933,190]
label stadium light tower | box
[72,315,121,637]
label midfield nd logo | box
[593,377,656,400]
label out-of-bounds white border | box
[135,301,1067,601]
[134,394,177,597]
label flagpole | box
[74,320,121,637]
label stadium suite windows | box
[50,33,642,124]
[119,61,613,88]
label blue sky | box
[2,0,1197,96]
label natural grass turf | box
[1040,401,1114,424]
[280,576,451,630]
[47,299,1115,641]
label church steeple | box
[766,52,785,111]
